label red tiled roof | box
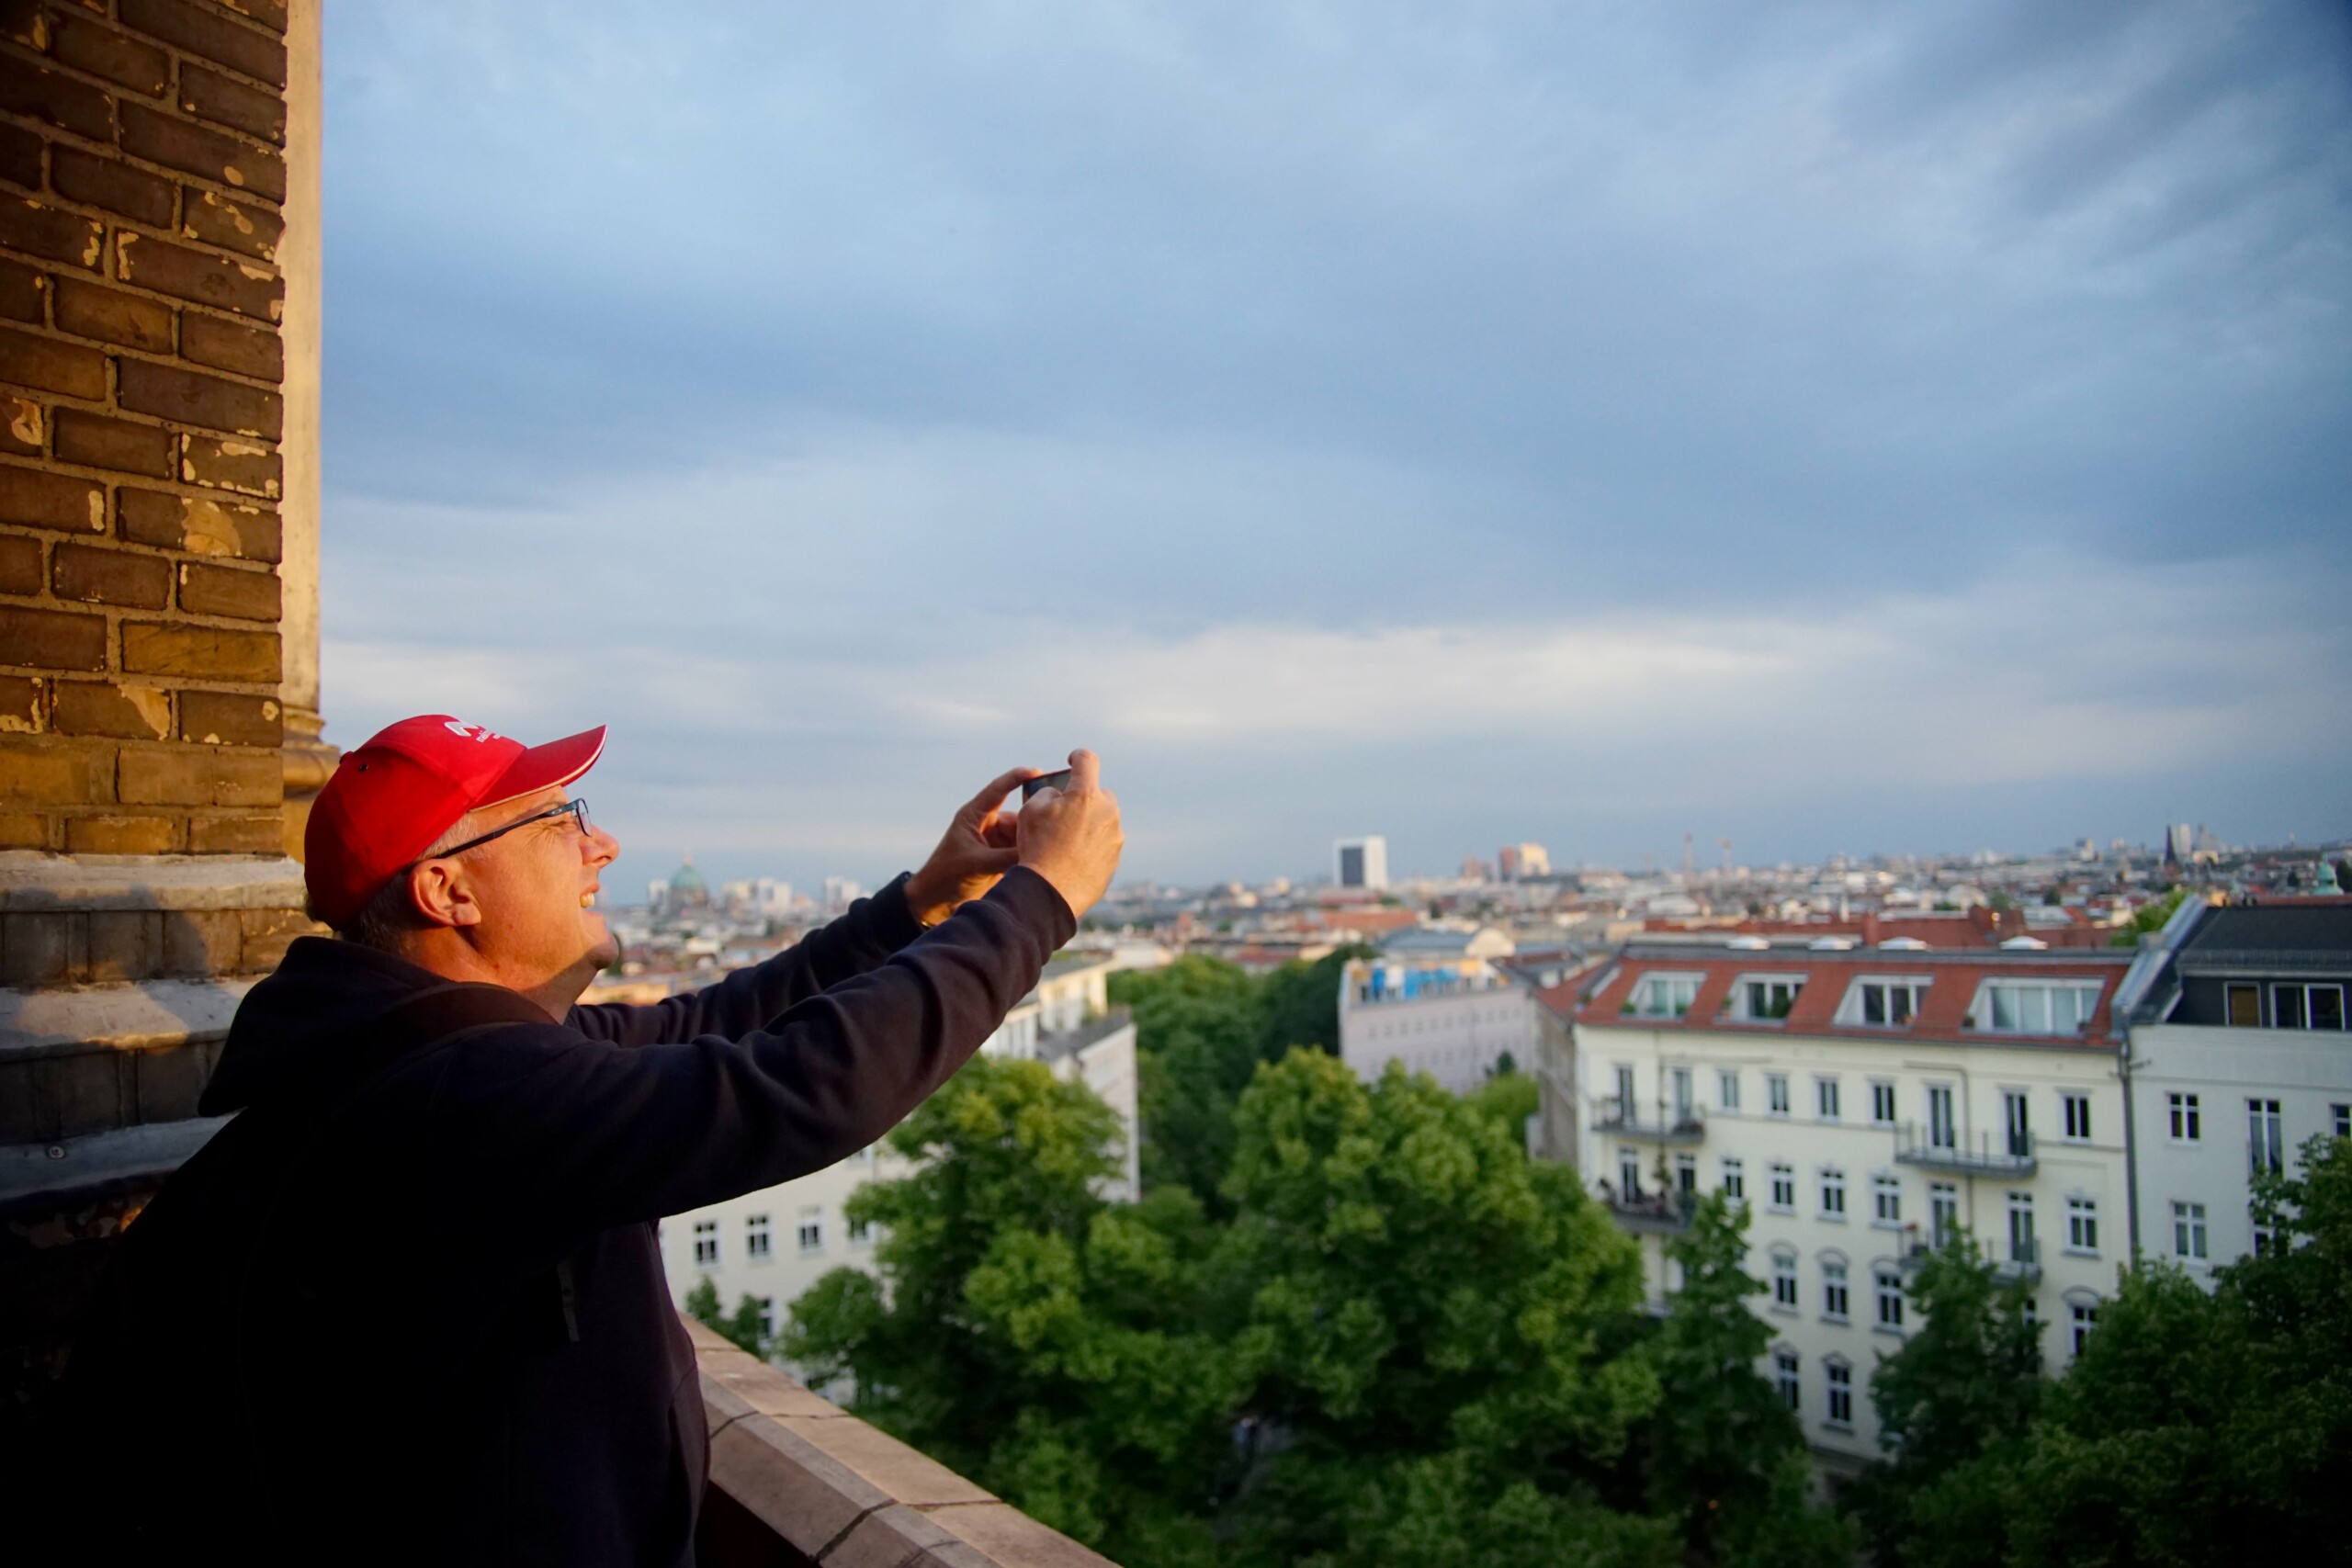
[1640,908,2126,950]
[1575,950,2132,1047]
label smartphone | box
[1022,768,1073,801]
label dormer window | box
[1839,977,1927,1026]
[1733,976,1804,1021]
[1627,974,1702,1018]
[1973,981,2102,1034]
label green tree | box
[684,1276,774,1356]
[783,1055,1236,1563]
[1639,1193,1853,1566]
[1113,955,1268,1210]
[2108,886,2188,946]
[1212,1052,1665,1567]
[1464,1068,1539,1138]
[1257,943,1377,1062]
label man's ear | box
[407,860,485,930]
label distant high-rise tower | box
[1335,836,1389,890]
[1498,842,1550,881]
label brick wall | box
[0,0,289,859]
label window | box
[2070,1301,2099,1358]
[1930,1182,1959,1247]
[1980,982,2100,1034]
[2172,1201,2208,1261]
[1614,1064,1636,1113]
[1820,1168,1847,1218]
[754,1296,776,1337]
[1822,1259,1849,1320]
[1815,1077,1841,1121]
[693,1219,718,1268]
[1927,1084,1957,1149]
[1742,976,1804,1020]
[2007,1192,2036,1264]
[1720,1156,1747,1201]
[1771,1251,1799,1308]
[797,1206,824,1254]
[2003,1090,2031,1158]
[1872,1175,1902,1225]
[2066,1198,2098,1254]
[745,1213,772,1260]
[1859,978,1924,1025]
[1825,1360,1853,1427]
[1619,1149,1642,1199]
[1774,1349,1800,1409]
[1674,1153,1697,1195]
[848,1216,873,1246]
[2226,983,2261,1027]
[1767,1074,1791,1116]
[1671,1067,1694,1122]
[1875,1269,1904,1328]
[2249,1099,2284,1177]
[2335,1103,2350,1138]
[1870,1079,1897,1126]
[2253,1220,2280,1257]
[1717,1069,1741,1111]
[2063,1092,2092,1141]
[2168,1092,2201,1142]
[1770,1163,1796,1212]
[2273,983,2346,1031]
[1631,974,1700,1018]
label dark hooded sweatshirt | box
[54,867,1074,1567]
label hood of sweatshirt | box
[200,936,470,1115]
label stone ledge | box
[0,853,308,912]
[0,1114,230,1208]
[686,1318,1118,1568]
[0,977,254,1057]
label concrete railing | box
[687,1318,1117,1568]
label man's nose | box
[586,825,620,866]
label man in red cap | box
[60,716,1123,1567]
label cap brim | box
[480,725,606,809]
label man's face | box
[442,786,622,987]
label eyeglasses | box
[429,797,594,861]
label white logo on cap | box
[443,720,504,743]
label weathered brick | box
[114,230,279,320]
[0,393,40,455]
[179,63,284,144]
[214,0,288,37]
[189,810,277,853]
[65,811,176,853]
[51,678,170,738]
[119,102,286,202]
[119,620,277,680]
[0,257,44,322]
[176,558,275,619]
[119,742,277,806]
[52,276,174,350]
[0,52,116,142]
[180,186,278,261]
[53,540,171,607]
[53,408,173,475]
[238,905,311,966]
[0,603,107,669]
[1,908,76,986]
[118,355,281,437]
[0,809,46,847]
[162,905,240,973]
[49,14,172,97]
[120,0,288,89]
[0,671,40,728]
[0,197,105,270]
[51,146,176,229]
[118,486,277,558]
[0,739,107,800]
[0,531,39,592]
[0,119,41,189]
[132,1036,210,1116]
[178,686,276,745]
[178,433,276,496]
[85,908,162,980]
[179,309,277,380]
[0,461,101,530]
[0,323,104,398]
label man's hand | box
[1016,749,1123,919]
[904,766,1034,928]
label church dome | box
[668,855,709,902]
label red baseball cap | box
[304,715,607,929]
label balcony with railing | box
[1589,1097,1705,1143]
[1599,1183,1695,1235]
[1992,1236,2041,1287]
[1893,1122,2036,1177]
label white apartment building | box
[660,952,1139,1337]
[1340,954,1540,1094]
[2117,897,2351,1271]
[1556,940,2135,1470]
[1334,836,1389,891]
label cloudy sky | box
[320,1,2352,895]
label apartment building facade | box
[2117,897,2351,1272]
[1564,939,2134,1468]
[1339,953,1539,1094]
